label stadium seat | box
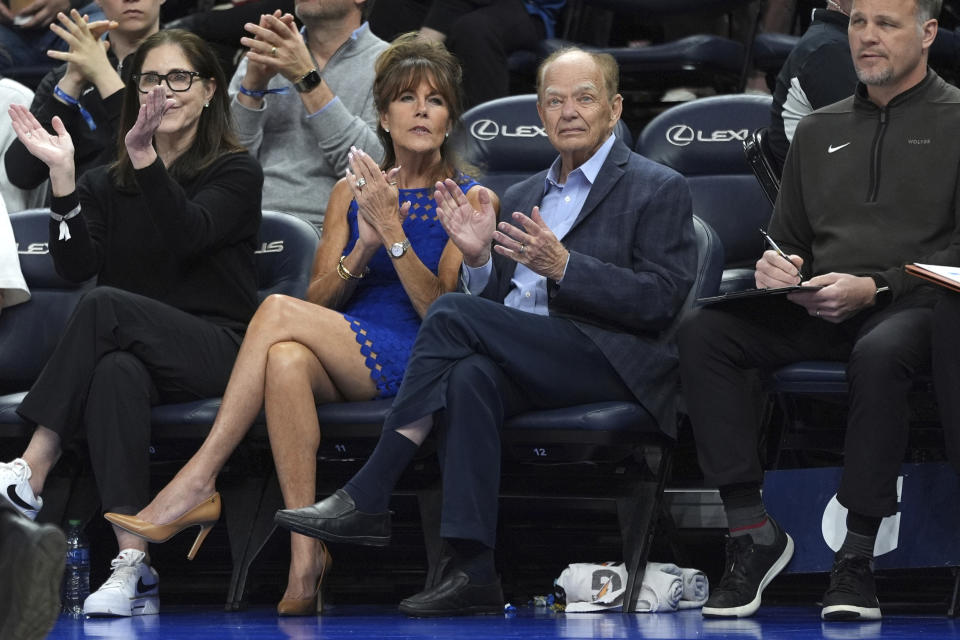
[636,94,773,294]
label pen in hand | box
[759,228,801,279]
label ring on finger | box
[271,46,278,56]
[816,309,821,318]
[356,177,367,188]
[519,243,526,255]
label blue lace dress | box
[342,176,479,398]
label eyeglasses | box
[132,70,203,94]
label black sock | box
[839,511,881,560]
[447,538,496,584]
[344,430,419,513]
[719,483,775,545]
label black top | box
[49,152,264,332]
[4,50,130,192]
[769,9,858,172]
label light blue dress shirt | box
[463,133,617,316]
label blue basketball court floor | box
[45,604,960,639]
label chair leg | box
[223,472,281,611]
[949,566,960,618]
[617,445,673,614]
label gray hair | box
[916,0,942,23]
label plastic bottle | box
[62,519,90,616]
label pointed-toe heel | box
[104,492,221,560]
[277,541,332,616]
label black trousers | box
[678,291,937,518]
[933,293,960,474]
[368,0,544,108]
[17,287,242,514]
[382,294,636,547]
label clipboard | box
[906,263,960,293]
[697,285,824,306]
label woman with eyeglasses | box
[1,29,262,617]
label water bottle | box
[62,519,90,616]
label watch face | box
[390,243,404,257]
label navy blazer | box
[480,137,696,436]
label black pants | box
[381,293,636,547]
[933,293,960,474]
[368,0,544,108]
[17,287,242,514]
[678,291,937,518]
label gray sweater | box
[229,23,388,229]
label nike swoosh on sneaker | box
[6,484,35,512]
[828,142,851,153]
[136,578,157,594]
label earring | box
[445,131,449,138]
[384,126,390,133]
[204,101,210,108]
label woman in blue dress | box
[105,32,497,615]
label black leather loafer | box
[274,489,391,546]
[399,569,504,617]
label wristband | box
[53,86,96,131]
[50,204,81,241]
[237,84,291,99]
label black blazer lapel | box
[566,138,630,236]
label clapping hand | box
[124,86,174,168]
[9,103,76,195]
[48,11,119,94]
[435,179,495,267]
[10,0,69,29]
[345,147,408,247]
[492,207,568,281]
[241,11,310,84]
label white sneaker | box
[83,550,159,617]
[0,458,42,520]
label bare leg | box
[137,295,377,525]
[21,426,62,496]
[264,341,363,600]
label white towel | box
[677,567,709,609]
[634,562,683,612]
[556,562,627,612]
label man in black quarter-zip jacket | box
[679,0,957,624]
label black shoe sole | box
[398,602,503,617]
[274,512,390,547]
[1,522,67,640]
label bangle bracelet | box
[237,84,291,99]
[337,255,368,280]
[53,85,96,131]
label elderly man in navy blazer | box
[275,47,697,616]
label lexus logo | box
[470,119,547,141]
[665,124,749,146]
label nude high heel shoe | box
[277,540,332,616]
[104,493,220,561]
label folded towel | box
[677,567,709,609]
[634,563,683,612]
[557,561,709,613]
[556,562,627,612]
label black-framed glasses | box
[132,70,202,94]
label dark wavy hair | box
[112,29,244,190]
[373,32,467,183]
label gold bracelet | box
[337,255,367,280]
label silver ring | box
[25,132,31,138]
[388,180,398,186]
[519,243,526,255]
[271,46,278,57]
[816,309,821,318]
[356,177,366,188]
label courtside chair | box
[451,94,632,199]
[636,94,773,294]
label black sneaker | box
[702,518,794,618]
[821,554,881,621]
